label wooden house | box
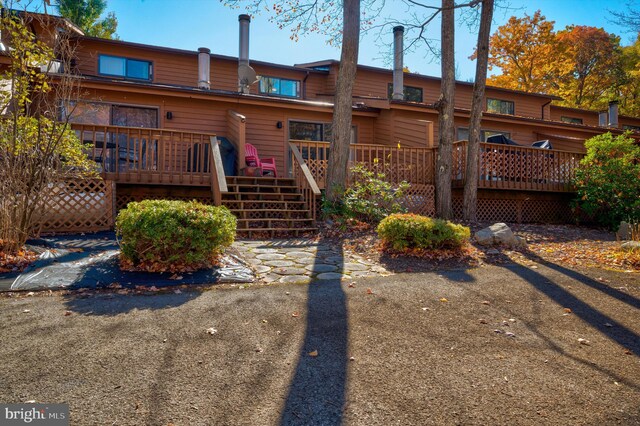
[6,12,640,233]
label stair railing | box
[209,136,228,205]
[288,142,321,223]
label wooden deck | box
[292,140,585,192]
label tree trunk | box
[325,0,360,203]
[463,0,494,222]
[435,0,455,219]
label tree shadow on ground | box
[63,289,202,316]
[489,250,640,357]
[280,235,348,425]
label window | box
[561,116,583,125]
[98,55,152,80]
[623,124,640,132]
[457,127,511,142]
[387,83,423,102]
[486,98,515,115]
[259,76,300,98]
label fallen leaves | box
[578,338,591,346]
[308,350,318,357]
[439,298,448,303]
[0,249,38,273]
[206,328,218,335]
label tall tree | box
[435,0,455,219]
[609,2,640,34]
[619,36,640,116]
[554,25,623,109]
[325,0,360,202]
[463,0,493,222]
[486,11,557,93]
[56,0,118,39]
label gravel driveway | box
[1,260,638,425]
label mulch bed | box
[320,220,640,273]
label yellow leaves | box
[308,350,318,357]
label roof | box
[295,59,563,101]
[2,8,84,36]
[75,74,378,113]
[76,36,329,75]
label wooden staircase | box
[222,176,318,236]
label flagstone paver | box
[234,238,391,283]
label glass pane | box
[405,86,422,102]
[289,121,323,141]
[127,59,150,80]
[457,127,469,141]
[259,77,279,94]
[280,79,298,97]
[111,106,158,128]
[66,101,110,125]
[99,56,125,76]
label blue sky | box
[57,0,640,81]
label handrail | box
[72,123,220,188]
[227,110,246,174]
[289,142,321,224]
[291,139,437,188]
[289,142,321,195]
[210,136,228,205]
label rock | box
[621,241,640,252]
[617,221,632,240]
[474,223,524,247]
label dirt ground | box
[1,257,638,425]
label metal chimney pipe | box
[392,26,405,101]
[197,47,210,89]
[598,111,607,127]
[608,100,619,128]
[238,14,251,93]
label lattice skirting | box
[38,179,115,233]
[452,192,573,224]
[116,192,213,211]
[401,184,436,216]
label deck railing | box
[289,142,321,223]
[290,140,437,188]
[72,124,227,203]
[292,139,584,192]
[453,141,586,192]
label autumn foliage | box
[116,200,237,272]
[573,133,640,229]
[484,10,638,114]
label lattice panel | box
[116,193,213,211]
[476,199,518,223]
[401,184,435,216]
[38,179,115,233]
[522,199,572,223]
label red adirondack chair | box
[245,143,278,177]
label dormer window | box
[387,83,423,102]
[561,116,583,124]
[487,98,514,115]
[98,55,152,81]
[259,76,300,98]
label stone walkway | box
[233,239,390,284]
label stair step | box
[226,176,295,186]
[236,227,318,233]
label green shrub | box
[323,165,409,223]
[573,132,640,229]
[377,213,471,250]
[116,200,237,271]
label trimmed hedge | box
[116,199,237,271]
[376,213,470,250]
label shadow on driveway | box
[280,235,348,425]
[493,251,640,357]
